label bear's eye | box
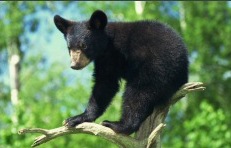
[78,42,87,49]
[82,43,87,49]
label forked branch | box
[18,82,205,148]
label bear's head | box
[54,10,108,70]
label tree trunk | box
[179,2,186,32]
[135,1,146,15]
[7,39,21,124]
[135,106,169,148]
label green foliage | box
[163,101,231,147]
[181,1,231,123]
[1,59,119,147]
[0,2,45,54]
[0,1,231,148]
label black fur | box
[54,10,188,135]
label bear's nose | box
[70,61,82,70]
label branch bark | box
[18,82,205,148]
[135,82,205,147]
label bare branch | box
[146,123,166,148]
[18,82,205,148]
[19,122,142,148]
[171,82,205,104]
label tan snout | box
[70,50,90,70]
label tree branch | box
[171,82,205,104]
[19,123,142,148]
[146,123,166,148]
[18,82,205,148]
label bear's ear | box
[89,10,107,30]
[54,15,73,34]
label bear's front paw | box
[63,115,83,127]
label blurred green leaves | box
[163,100,231,147]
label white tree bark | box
[135,1,146,15]
[179,2,186,32]
[9,54,20,106]
[8,40,21,124]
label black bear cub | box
[54,10,188,135]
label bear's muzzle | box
[70,49,90,70]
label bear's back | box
[109,21,187,60]
[108,21,188,96]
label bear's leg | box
[64,79,119,127]
[102,85,154,135]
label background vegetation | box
[0,2,230,148]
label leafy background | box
[0,2,230,148]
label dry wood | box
[18,82,205,148]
